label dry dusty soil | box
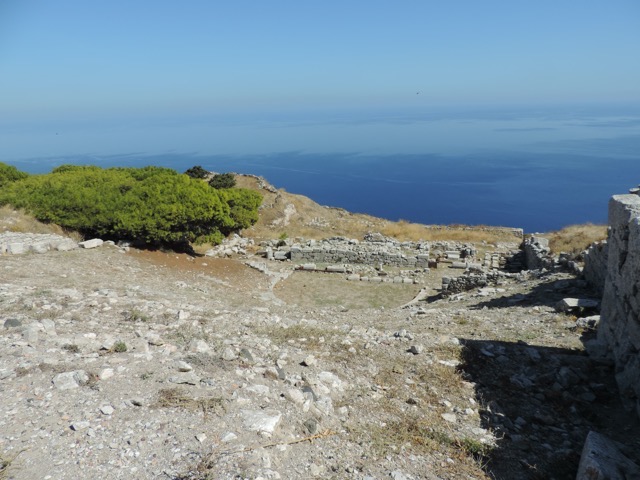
[1,239,638,479]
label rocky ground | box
[1,235,638,480]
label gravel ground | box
[1,237,638,479]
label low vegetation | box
[183,165,209,179]
[209,172,237,189]
[154,387,225,417]
[0,163,261,248]
[547,223,608,254]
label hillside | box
[0,184,629,480]
[233,174,526,245]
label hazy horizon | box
[2,2,639,231]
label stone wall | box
[0,232,78,254]
[289,243,430,268]
[582,240,609,295]
[597,193,640,417]
[523,236,554,270]
[267,234,487,268]
[281,234,433,268]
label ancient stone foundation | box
[597,194,640,417]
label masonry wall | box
[583,241,609,295]
[289,246,430,268]
[523,236,554,270]
[598,194,640,417]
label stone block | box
[7,242,27,254]
[273,250,289,261]
[576,431,640,480]
[79,238,104,249]
[555,298,599,312]
[31,242,51,254]
[325,265,346,273]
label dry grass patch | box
[276,272,420,309]
[0,205,82,240]
[381,220,522,244]
[256,323,338,349]
[154,388,225,417]
[546,223,607,254]
[346,343,491,477]
[234,175,522,245]
[0,450,26,480]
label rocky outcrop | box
[596,194,640,417]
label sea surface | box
[4,104,640,232]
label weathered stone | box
[22,327,39,344]
[284,388,305,406]
[98,368,114,380]
[301,355,316,367]
[7,243,27,254]
[325,265,346,273]
[241,409,282,434]
[175,361,193,372]
[220,432,237,443]
[441,413,457,423]
[168,372,200,385]
[187,339,211,354]
[576,431,640,480]
[0,369,15,381]
[555,298,599,312]
[221,347,236,361]
[145,332,164,346]
[70,421,91,431]
[4,318,22,329]
[100,405,114,415]
[576,315,601,329]
[53,370,89,390]
[79,238,104,249]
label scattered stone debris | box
[0,227,638,480]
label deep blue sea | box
[4,105,640,232]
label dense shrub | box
[0,162,28,188]
[209,172,236,189]
[0,165,262,247]
[220,188,263,234]
[184,165,209,179]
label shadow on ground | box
[468,275,601,311]
[457,336,638,480]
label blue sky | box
[1,1,640,161]
[2,1,639,117]
[1,1,639,230]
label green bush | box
[184,165,209,179]
[0,165,262,247]
[0,162,28,188]
[220,188,263,234]
[209,172,236,189]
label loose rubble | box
[0,232,638,480]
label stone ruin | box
[1,232,79,254]
[584,191,640,418]
[264,232,433,268]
